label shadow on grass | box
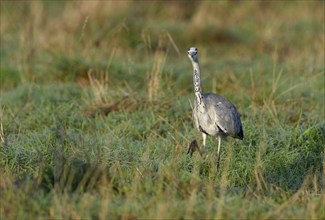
[264,124,325,191]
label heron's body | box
[193,93,243,139]
[187,47,243,165]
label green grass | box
[1,1,324,219]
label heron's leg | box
[187,139,203,156]
[187,133,206,157]
[187,140,198,156]
[216,136,221,167]
[201,132,207,155]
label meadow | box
[0,1,324,219]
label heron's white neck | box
[192,60,206,112]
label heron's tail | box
[236,128,244,140]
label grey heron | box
[187,47,244,166]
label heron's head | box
[188,47,199,62]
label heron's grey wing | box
[204,94,243,138]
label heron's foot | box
[187,140,200,156]
[216,160,220,169]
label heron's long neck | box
[192,61,206,112]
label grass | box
[0,1,324,219]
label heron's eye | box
[188,48,190,51]
[195,48,197,51]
